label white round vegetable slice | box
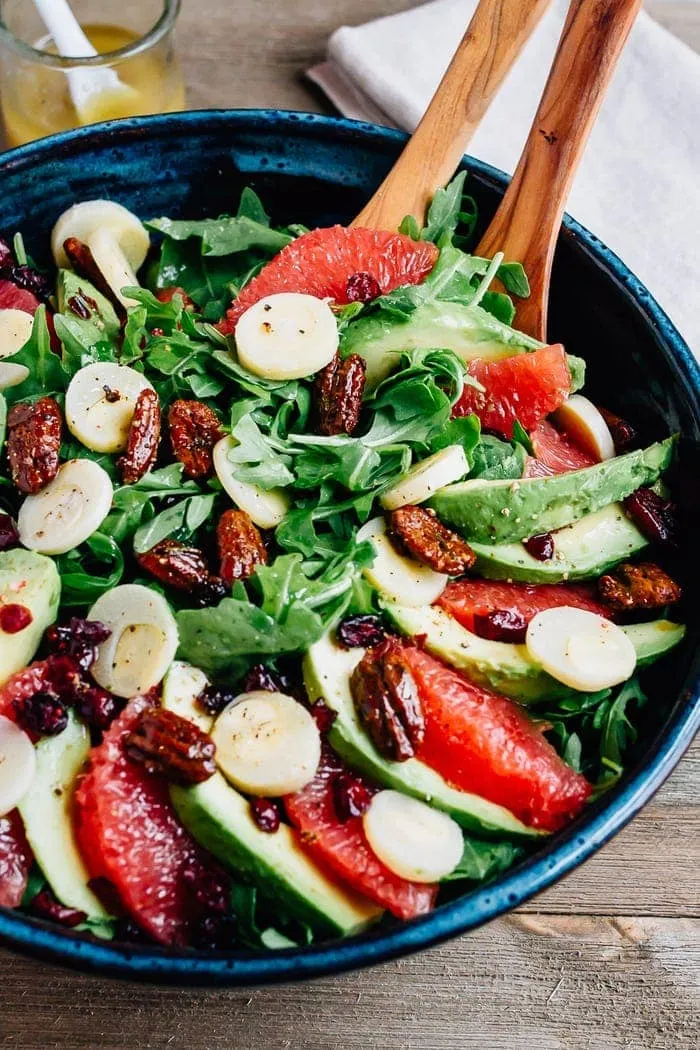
[0,308,34,359]
[526,606,636,691]
[363,790,463,883]
[65,362,154,453]
[86,227,141,308]
[0,715,36,817]
[380,445,469,510]
[235,293,339,380]
[356,516,447,606]
[212,691,321,796]
[0,362,30,391]
[553,395,615,461]
[89,584,179,699]
[51,200,150,271]
[213,435,289,529]
[17,459,113,556]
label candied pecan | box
[7,397,62,494]
[118,388,161,484]
[624,487,677,546]
[599,407,638,452]
[313,351,366,436]
[216,508,267,584]
[389,505,476,575]
[350,637,424,762]
[168,399,224,479]
[156,285,196,311]
[124,706,216,785]
[598,561,682,612]
[62,236,127,320]
[136,539,226,605]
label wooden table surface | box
[1,2,698,1047]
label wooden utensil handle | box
[353,0,552,231]
[477,0,642,340]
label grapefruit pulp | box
[437,578,611,632]
[525,419,598,477]
[219,226,438,334]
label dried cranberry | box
[523,532,555,561]
[0,514,19,550]
[0,603,33,633]
[45,618,111,672]
[249,797,281,833]
[309,698,337,735]
[15,692,68,736]
[151,327,165,337]
[332,772,373,822]
[31,889,87,927]
[67,294,91,320]
[336,614,386,650]
[192,576,228,607]
[76,685,119,731]
[599,407,638,452]
[624,487,676,545]
[243,663,287,694]
[473,609,528,644]
[346,271,382,303]
[182,865,230,915]
[192,913,237,950]
[11,265,52,303]
[197,684,238,716]
[0,236,14,271]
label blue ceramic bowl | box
[0,111,698,985]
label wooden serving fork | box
[353,0,553,230]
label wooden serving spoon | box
[476,0,642,339]
[352,0,553,231]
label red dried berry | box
[249,797,281,833]
[14,692,68,736]
[197,685,237,717]
[332,771,373,822]
[45,618,111,673]
[473,609,528,644]
[76,685,120,732]
[336,614,386,650]
[599,407,638,452]
[191,913,237,950]
[0,514,19,550]
[523,533,555,561]
[346,271,382,303]
[243,664,287,694]
[0,236,14,271]
[0,604,33,634]
[182,864,230,915]
[309,698,337,735]
[624,487,677,545]
[31,889,87,928]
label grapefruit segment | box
[75,697,229,946]
[453,345,571,436]
[0,811,32,908]
[437,578,611,632]
[403,648,591,831]
[525,420,598,478]
[219,226,438,334]
[0,278,41,315]
[285,748,437,920]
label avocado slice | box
[162,663,381,937]
[304,634,538,838]
[469,503,648,583]
[430,437,676,544]
[342,299,541,389]
[18,711,110,920]
[56,269,120,338]
[0,549,61,686]
[386,603,685,704]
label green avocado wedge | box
[430,437,676,544]
[386,603,686,705]
[469,503,648,583]
[0,549,61,686]
[162,663,382,937]
[304,634,539,839]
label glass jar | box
[0,0,185,148]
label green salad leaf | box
[443,837,524,883]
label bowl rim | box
[0,108,698,986]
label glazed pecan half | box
[62,236,126,320]
[217,509,267,584]
[598,561,682,611]
[7,397,62,494]
[136,539,227,606]
[350,637,424,762]
[124,706,216,785]
[118,388,161,484]
[168,400,224,479]
[313,351,366,436]
[389,505,476,575]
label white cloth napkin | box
[309,0,700,355]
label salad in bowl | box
[0,174,685,951]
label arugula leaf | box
[442,837,523,883]
[102,465,202,544]
[497,261,531,298]
[469,435,527,480]
[597,676,648,780]
[146,216,292,257]
[20,867,47,908]
[511,419,534,456]
[226,415,295,489]
[429,414,481,460]
[53,314,117,373]
[4,307,68,405]
[55,533,124,606]
[420,170,468,245]
[132,493,216,554]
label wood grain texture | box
[353,0,552,230]
[477,0,642,340]
[0,2,698,1046]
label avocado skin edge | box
[430,436,676,544]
